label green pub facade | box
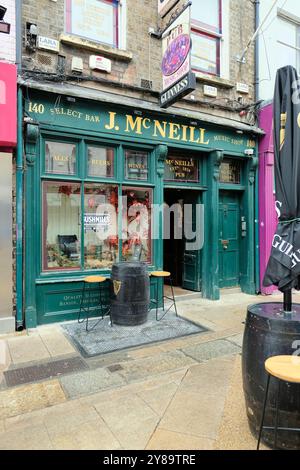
[23,89,258,327]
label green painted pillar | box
[202,150,223,300]
[240,155,258,295]
[153,144,167,305]
[24,124,39,328]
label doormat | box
[61,310,207,358]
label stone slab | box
[7,335,50,364]
[118,350,196,382]
[182,339,241,362]
[137,382,178,417]
[0,380,66,420]
[60,367,126,398]
[94,394,159,449]
[0,424,53,450]
[146,429,215,450]
[39,329,76,357]
[49,418,122,450]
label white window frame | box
[65,0,127,50]
[190,0,229,79]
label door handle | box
[221,240,229,250]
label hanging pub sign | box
[159,2,196,109]
[158,0,180,18]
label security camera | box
[244,149,254,156]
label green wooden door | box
[219,191,240,288]
[182,192,201,291]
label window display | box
[122,188,152,263]
[43,182,81,270]
[84,184,118,270]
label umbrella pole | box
[283,289,292,313]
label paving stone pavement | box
[0,291,298,450]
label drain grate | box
[4,357,88,387]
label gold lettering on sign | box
[53,155,71,162]
[153,120,167,138]
[91,159,111,166]
[199,128,210,145]
[125,115,143,134]
[105,112,117,130]
[169,122,181,140]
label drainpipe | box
[16,0,22,73]
[15,88,24,331]
[15,0,24,330]
[254,0,260,293]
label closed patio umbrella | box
[263,65,300,310]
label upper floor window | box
[277,16,300,74]
[65,0,120,48]
[191,0,222,76]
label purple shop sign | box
[161,4,194,96]
[162,34,191,77]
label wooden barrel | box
[242,302,300,449]
[110,262,150,326]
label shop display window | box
[43,182,81,271]
[164,155,199,182]
[84,184,119,270]
[122,187,152,263]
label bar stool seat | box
[78,275,111,331]
[151,271,171,278]
[84,275,107,283]
[265,355,300,383]
[257,355,300,450]
[149,271,178,321]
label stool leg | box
[156,278,159,321]
[274,380,281,450]
[78,281,86,324]
[170,277,178,317]
[257,374,271,450]
[86,283,92,332]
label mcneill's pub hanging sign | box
[159,2,196,108]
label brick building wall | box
[21,0,257,124]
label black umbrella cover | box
[263,66,300,292]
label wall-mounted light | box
[26,22,38,51]
[0,6,11,34]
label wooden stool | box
[150,271,178,321]
[257,355,300,450]
[78,275,111,331]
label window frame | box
[191,0,222,77]
[65,0,120,48]
[40,136,155,274]
[121,186,153,264]
[276,14,300,75]
[42,180,82,272]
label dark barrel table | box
[242,302,300,449]
[110,261,150,326]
